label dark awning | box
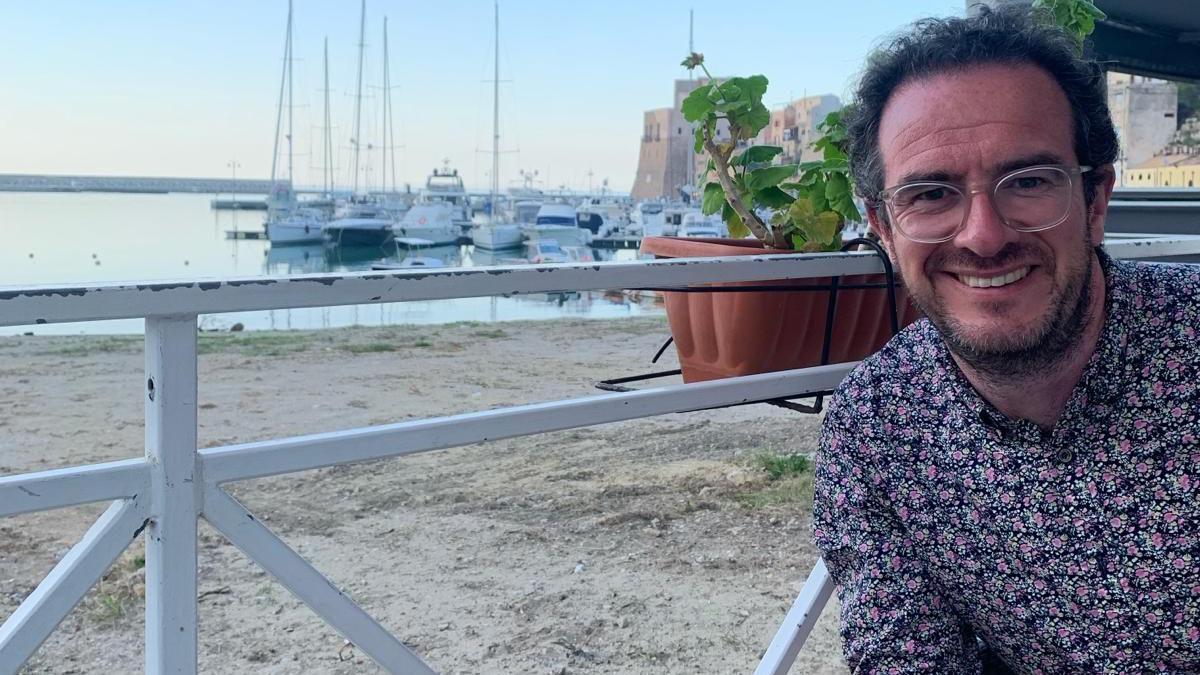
[1092,0,1200,82]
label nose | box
[951,189,1019,258]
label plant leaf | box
[742,75,769,101]
[722,201,749,239]
[743,101,771,138]
[736,145,784,166]
[681,86,715,122]
[701,182,726,216]
[753,185,795,209]
[747,164,798,190]
[824,172,861,223]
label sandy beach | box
[0,317,847,674]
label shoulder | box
[1108,255,1200,302]
[1106,256,1200,356]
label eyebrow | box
[893,153,1069,186]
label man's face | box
[869,64,1113,371]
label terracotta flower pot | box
[640,236,922,383]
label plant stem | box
[703,137,776,246]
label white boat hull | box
[268,220,325,244]
[392,223,460,246]
[472,223,524,250]
[324,217,395,247]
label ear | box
[1086,164,1116,244]
[866,205,894,257]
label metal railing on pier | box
[2,234,1199,674]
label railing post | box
[144,315,200,674]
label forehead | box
[877,63,1075,185]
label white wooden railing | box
[2,235,1199,675]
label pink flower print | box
[925,465,937,479]
[1178,474,1191,491]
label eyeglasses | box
[877,164,1093,244]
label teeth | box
[957,267,1030,288]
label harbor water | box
[0,192,659,335]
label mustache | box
[925,243,1051,274]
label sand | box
[0,317,847,674]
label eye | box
[1012,176,1046,190]
[912,187,948,201]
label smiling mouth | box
[954,266,1031,289]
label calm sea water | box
[0,192,659,335]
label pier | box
[0,173,279,195]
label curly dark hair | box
[845,6,1118,215]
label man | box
[811,7,1199,673]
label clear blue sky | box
[1,0,962,193]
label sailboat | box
[324,0,396,247]
[265,0,327,244]
[470,2,524,251]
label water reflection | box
[0,192,661,335]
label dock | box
[225,230,268,240]
[212,199,268,211]
[590,236,643,250]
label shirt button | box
[1054,449,1074,464]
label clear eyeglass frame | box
[876,164,1094,244]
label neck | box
[952,258,1107,431]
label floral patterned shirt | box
[812,252,1200,674]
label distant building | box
[1125,147,1200,188]
[631,81,840,201]
[756,95,842,165]
[1108,73,1178,184]
[631,79,710,202]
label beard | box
[899,233,1096,382]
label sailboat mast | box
[490,0,500,225]
[323,36,333,196]
[287,0,294,187]
[269,1,292,185]
[351,0,366,193]
[382,16,388,195]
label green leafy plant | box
[680,52,859,251]
[1032,0,1106,47]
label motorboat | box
[267,206,326,244]
[370,238,451,270]
[525,238,570,264]
[324,198,395,247]
[576,198,631,239]
[676,211,726,238]
[662,204,701,236]
[392,203,461,246]
[512,200,542,224]
[631,201,666,236]
[561,245,595,263]
[521,203,591,247]
[471,222,524,250]
[421,163,473,234]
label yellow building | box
[1125,149,1200,188]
